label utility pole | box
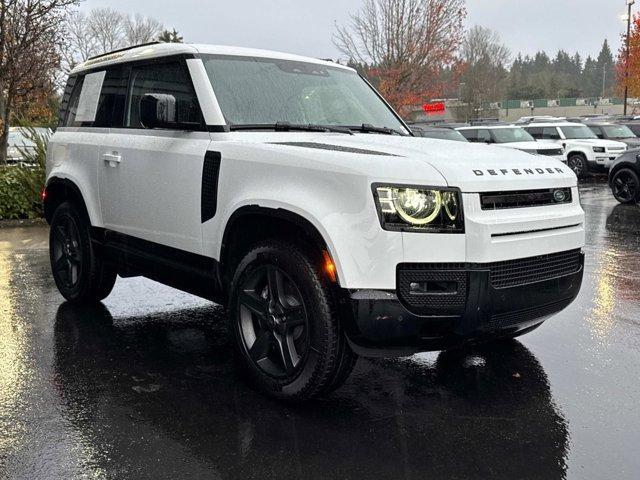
[624,0,635,116]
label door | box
[98,58,211,254]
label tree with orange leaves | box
[334,0,466,115]
[617,14,640,100]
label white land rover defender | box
[519,120,627,178]
[45,43,585,399]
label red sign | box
[422,102,446,114]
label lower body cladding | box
[343,249,584,356]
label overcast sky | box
[80,0,630,63]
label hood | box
[246,133,577,192]
[618,137,640,147]
[494,141,557,151]
[565,138,627,149]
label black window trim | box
[59,53,207,132]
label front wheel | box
[567,153,588,179]
[611,168,640,204]
[49,201,117,304]
[229,241,357,400]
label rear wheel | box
[567,153,588,179]
[229,240,357,400]
[50,201,117,304]
[611,168,640,204]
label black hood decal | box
[269,142,401,157]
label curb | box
[0,218,47,229]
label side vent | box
[201,151,221,223]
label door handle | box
[103,153,121,167]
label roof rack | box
[86,41,163,62]
[514,116,567,124]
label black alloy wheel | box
[49,201,117,303]
[51,214,83,289]
[238,265,309,378]
[229,241,358,400]
[611,168,640,204]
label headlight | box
[593,147,605,153]
[373,185,464,233]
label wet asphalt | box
[0,181,639,480]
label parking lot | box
[0,180,638,480]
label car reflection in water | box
[54,301,568,480]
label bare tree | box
[334,0,466,112]
[124,12,163,45]
[459,26,511,120]
[62,8,165,72]
[0,0,79,164]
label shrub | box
[0,126,48,220]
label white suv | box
[521,121,627,178]
[456,125,566,162]
[45,43,585,399]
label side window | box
[64,75,85,127]
[525,127,543,139]
[629,125,640,136]
[59,76,77,127]
[542,127,561,140]
[459,130,477,142]
[477,129,492,143]
[590,126,603,139]
[94,67,128,128]
[125,61,203,129]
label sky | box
[80,0,631,63]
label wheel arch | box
[219,205,343,290]
[44,176,96,226]
[609,161,640,187]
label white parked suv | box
[456,125,566,162]
[45,43,585,399]
[520,120,627,178]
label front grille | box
[480,188,572,210]
[484,298,573,330]
[537,148,563,156]
[488,249,582,289]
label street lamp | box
[624,0,635,116]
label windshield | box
[559,125,597,139]
[422,129,468,142]
[491,128,535,143]
[202,55,408,133]
[601,125,636,139]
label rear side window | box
[525,127,542,139]
[628,124,640,136]
[64,75,85,127]
[125,61,203,129]
[476,129,491,143]
[59,76,78,127]
[459,129,477,142]
[542,127,561,140]
[94,67,128,128]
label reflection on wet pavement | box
[0,183,639,479]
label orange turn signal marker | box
[322,250,337,283]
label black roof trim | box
[87,41,163,61]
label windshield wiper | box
[347,124,408,136]
[229,122,353,135]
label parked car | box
[615,120,640,137]
[7,127,51,164]
[44,43,585,400]
[521,121,627,178]
[456,125,565,162]
[584,122,640,148]
[410,125,468,142]
[608,148,640,204]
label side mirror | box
[140,93,177,129]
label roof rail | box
[86,41,163,62]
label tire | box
[611,168,640,204]
[567,153,589,179]
[228,240,357,400]
[49,201,117,304]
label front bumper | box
[344,249,584,356]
